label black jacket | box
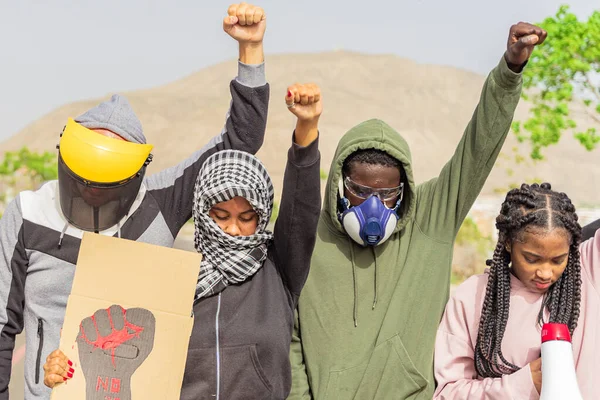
[180,138,321,400]
[583,218,600,241]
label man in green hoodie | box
[289,22,547,399]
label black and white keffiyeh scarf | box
[193,150,274,300]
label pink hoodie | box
[434,229,600,399]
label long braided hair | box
[474,183,582,378]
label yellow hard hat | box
[59,118,153,184]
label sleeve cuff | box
[289,132,320,167]
[235,61,266,88]
[504,365,539,400]
[492,55,523,91]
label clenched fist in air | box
[504,22,547,72]
[286,83,323,147]
[223,3,266,64]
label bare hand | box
[285,83,323,123]
[505,22,547,72]
[529,357,542,394]
[43,349,74,388]
[286,83,322,147]
[223,3,266,44]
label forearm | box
[416,56,522,237]
[145,60,269,231]
[239,42,264,64]
[272,135,321,298]
[294,119,319,148]
[435,367,538,400]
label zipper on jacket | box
[215,293,222,400]
[35,319,44,384]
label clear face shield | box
[57,155,147,232]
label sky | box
[0,0,596,140]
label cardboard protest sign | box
[51,233,201,400]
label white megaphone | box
[539,323,583,400]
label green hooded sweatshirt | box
[289,57,522,400]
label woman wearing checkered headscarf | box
[181,83,322,400]
[192,150,275,299]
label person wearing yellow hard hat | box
[57,115,154,234]
[0,4,269,399]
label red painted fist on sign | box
[77,305,155,400]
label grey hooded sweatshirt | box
[0,62,269,400]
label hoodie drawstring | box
[58,223,69,248]
[57,221,122,249]
[350,242,380,327]
[371,246,378,310]
[350,241,358,328]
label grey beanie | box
[75,94,146,144]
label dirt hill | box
[2,51,599,205]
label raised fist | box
[505,22,547,71]
[77,305,156,400]
[223,3,266,44]
[285,83,323,123]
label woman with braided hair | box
[434,183,599,399]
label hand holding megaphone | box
[529,357,542,394]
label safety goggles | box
[344,176,404,202]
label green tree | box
[269,200,279,225]
[0,147,58,217]
[452,217,494,285]
[0,147,58,188]
[512,5,600,160]
[320,169,328,180]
